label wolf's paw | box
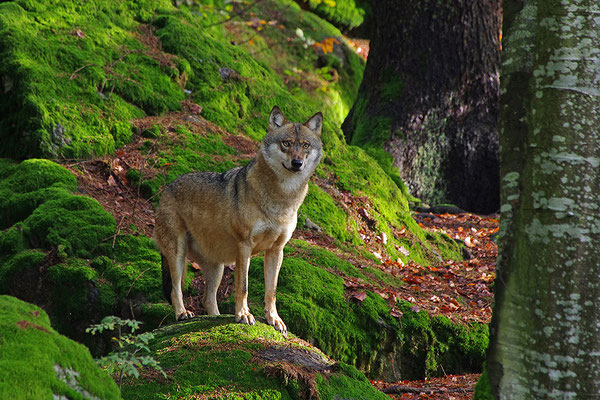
[177,310,195,321]
[266,313,287,336]
[236,311,256,326]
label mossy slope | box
[0,0,179,158]
[222,243,488,381]
[0,295,121,400]
[0,0,460,265]
[122,316,388,400]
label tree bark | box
[486,0,600,397]
[342,0,501,213]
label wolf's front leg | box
[264,247,287,335]
[235,245,255,325]
[171,237,194,321]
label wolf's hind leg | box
[201,263,224,315]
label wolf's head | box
[261,106,323,177]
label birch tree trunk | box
[486,0,600,397]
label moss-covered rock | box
[0,0,181,158]
[0,159,167,347]
[0,158,115,265]
[121,316,388,400]
[0,295,121,400]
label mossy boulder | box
[0,159,168,348]
[121,316,388,400]
[0,295,121,400]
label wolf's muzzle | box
[290,159,304,171]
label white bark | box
[489,0,600,398]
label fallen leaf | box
[70,29,85,38]
[358,207,369,219]
[189,103,202,114]
[350,291,367,302]
[191,262,201,270]
[464,236,477,248]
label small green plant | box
[86,316,166,387]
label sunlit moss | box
[121,316,387,400]
[0,295,120,400]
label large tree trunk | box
[342,0,501,213]
[486,0,600,397]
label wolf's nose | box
[291,159,303,170]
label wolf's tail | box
[161,254,172,304]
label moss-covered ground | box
[222,243,488,381]
[121,316,388,400]
[473,363,492,400]
[0,295,120,400]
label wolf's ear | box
[304,111,323,136]
[269,106,286,128]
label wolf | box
[154,106,323,334]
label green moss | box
[122,316,385,400]
[0,158,78,228]
[0,250,46,293]
[397,302,488,378]
[223,256,401,369]
[219,252,486,379]
[287,240,405,288]
[0,158,169,344]
[298,182,360,244]
[473,363,493,400]
[46,259,116,336]
[23,195,115,258]
[324,140,459,264]
[0,295,120,400]
[343,96,410,195]
[301,0,370,31]
[123,317,296,399]
[94,236,163,303]
[0,159,114,258]
[316,362,388,400]
[0,0,179,158]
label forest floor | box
[66,124,497,398]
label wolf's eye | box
[282,140,291,147]
[302,143,310,149]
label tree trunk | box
[486,0,600,397]
[342,0,501,214]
